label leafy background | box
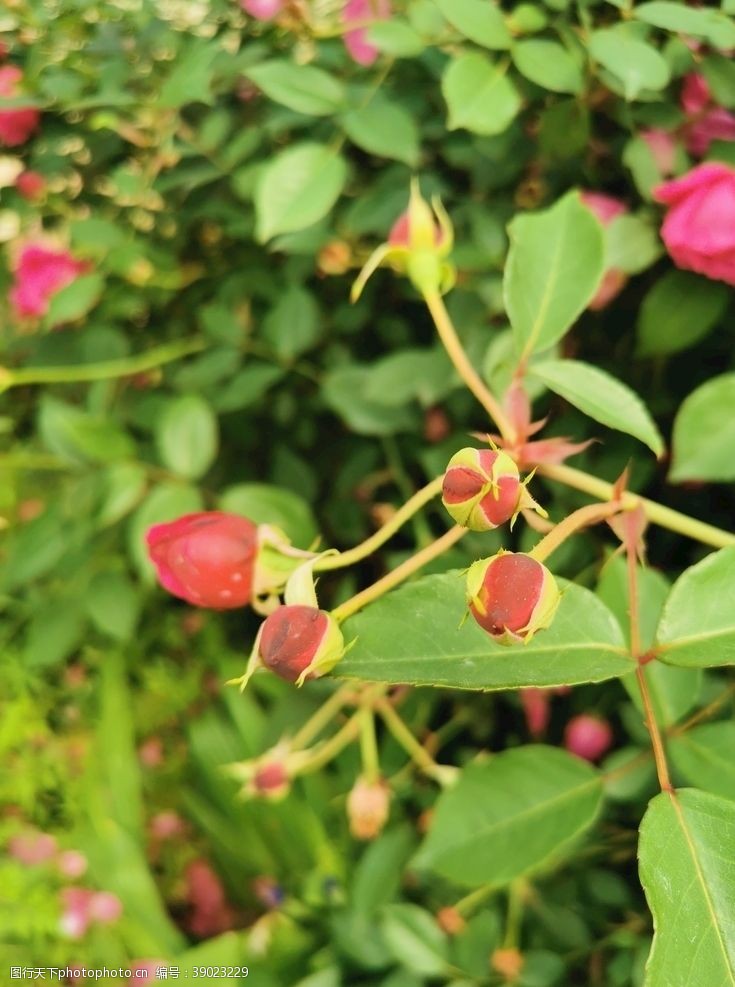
[1,0,735,984]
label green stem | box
[422,290,515,442]
[377,698,458,787]
[316,476,444,573]
[290,684,355,749]
[331,525,467,623]
[454,882,497,918]
[503,880,525,949]
[1,337,206,391]
[528,501,622,564]
[539,463,735,550]
[295,685,386,775]
[359,706,381,783]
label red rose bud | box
[564,714,612,762]
[351,178,454,301]
[442,447,545,531]
[146,512,257,609]
[15,169,45,200]
[346,776,391,840]
[251,760,290,801]
[466,551,560,645]
[259,605,345,686]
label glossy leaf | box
[670,374,735,482]
[338,571,632,690]
[504,192,605,356]
[589,28,670,100]
[414,746,602,886]
[255,143,347,242]
[434,0,512,50]
[669,724,735,801]
[512,40,584,94]
[155,394,218,480]
[219,483,318,546]
[342,97,420,166]
[656,547,735,667]
[245,60,345,116]
[529,359,664,456]
[639,788,735,986]
[637,271,729,357]
[442,53,521,136]
[44,273,103,326]
[634,2,735,49]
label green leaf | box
[504,192,605,355]
[670,374,735,482]
[23,599,85,668]
[44,273,103,326]
[639,789,735,986]
[637,271,729,357]
[219,483,317,547]
[634,2,735,49]
[86,571,142,642]
[97,463,148,527]
[380,904,449,976]
[434,0,512,49]
[342,96,420,166]
[414,746,602,887]
[155,394,218,480]
[352,827,416,914]
[245,60,346,116]
[605,214,662,274]
[338,571,632,690]
[656,547,735,667]
[322,365,418,436]
[159,39,218,107]
[366,20,425,56]
[364,348,454,407]
[261,284,321,359]
[512,40,584,94]
[442,53,521,136]
[38,396,136,464]
[528,359,664,456]
[669,724,735,801]
[255,143,347,242]
[702,54,735,109]
[589,28,671,100]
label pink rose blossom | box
[88,891,123,924]
[641,129,677,176]
[10,243,87,319]
[57,850,88,879]
[564,715,613,762]
[654,162,735,286]
[240,0,284,19]
[580,191,628,310]
[0,65,40,147]
[342,0,391,66]
[9,831,58,866]
[185,860,235,938]
[681,73,735,157]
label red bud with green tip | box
[442,447,544,531]
[259,605,346,685]
[466,551,560,645]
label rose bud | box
[466,551,560,645]
[351,178,454,301]
[346,776,391,840]
[442,447,545,531]
[259,605,346,686]
[250,761,290,801]
[491,947,525,981]
[564,714,613,762]
[15,169,45,200]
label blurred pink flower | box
[57,850,88,879]
[9,831,58,866]
[149,810,185,841]
[564,714,613,761]
[59,888,95,940]
[342,0,391,66]
[579,191,628,310]
[520,688,551,737]
[10,243,86,319]
[88,891,123,924]
[654,162,735,285]
[681,73,735,157]
[641,128,677,176]
[241,0,284,19]
[185,860,235,938]
[138,736,164,768]
[15,169,45,200]
[0,65,40,146]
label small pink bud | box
[59,888,94,940]
[681,72,711,115]
[466,552,560,645]
[641,129,677,176]
[442,447,542,531]
[138,736,164,768]
[259,605,345,684]
[520,687,551,738]
[146,512,257,609]
[149,810,185,841]
[15,169,45,200]
[564,714,612,761]
[241,0,284,18]
[252,761,290,801]
[88,891,123,924]
[9,831,58,866]
[347,776,391,840]
[57,850,87,879]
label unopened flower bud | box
[251,761,290,801]
[466,551,560,645]
[564,714,612,761]
[259,605,346,685]
[436,906,466,935]
[317,240,352,275]
[351,179,454,301]
[347,776,391,840]
[491,947,525,981]
[442,447,544,531]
